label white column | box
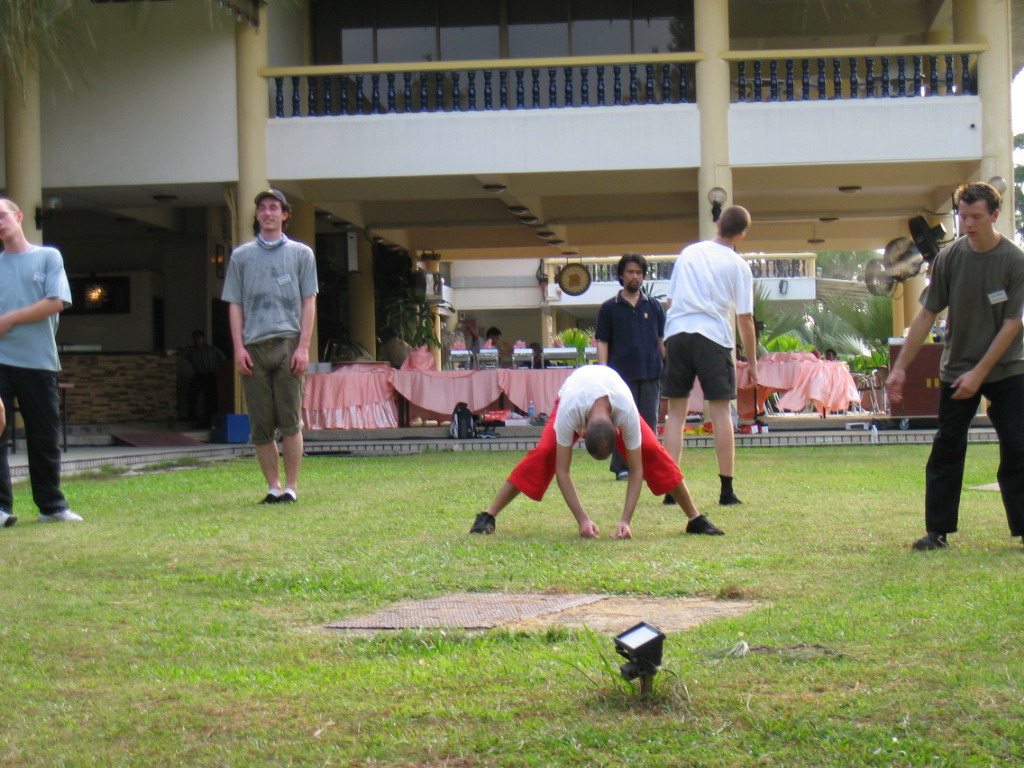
[3,44,43,243]
[694,0,733,241]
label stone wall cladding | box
[60,354,177,426]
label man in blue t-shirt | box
[595,253,665,481]
[0,198,81,529]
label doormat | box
[325,593,757,637]
[112,432,206,447]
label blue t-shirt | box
[594,291,665,382]
[0,245,72,371]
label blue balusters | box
[531,68,540,107]
[961,53,971,94]
[419,71,428,111]
[484,70,493,110]
[785,59,794,101]
[375,73,387,112]
[274,77,284,117]
[403,72,412,112]
[928,55,938,95]
[452,71,461,111]
[645,64,654,103]
[801,59,810,100]
[515,69,525,109]
[678,62,687,102]
[881,57,890,97]
[945,54,954,94]
[770,60,779,101]
[291,75,300,116]
[753,60,762,102]
[849,58,858,98]
[613,65,622,105]
[737,61,747,102]
[597,66,606,105]
[628,64,638,104]
[436,71,444,110]
[468,70,477,110]
[324,75,332,115]
[548,67,557,107]
[308,76,316,115]
[581,67,589,105]
[340,75,349,114]
[386,72,395,113]
[564,66,573,106]
[662,63,671,103]
[832,58,841,98]
[897,56,906,96]
[865,57,875,98]
[500,70,508,109]
[912,55,922,97]
[817,59,826,99]
[356,74,366,113]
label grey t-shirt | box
[221,237,318,346]
[922,234,1024,383]
[0,245,72,372]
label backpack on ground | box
[450,402,477,439]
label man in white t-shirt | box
[469,365,724,538]
[662,205,759,507]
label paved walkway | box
[6,422,999,481]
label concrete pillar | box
[902,273,927,329]
[694,0,732,241]
[348,234,376,356]
[2,44,43,243]
[970,0,1014,239]
[235,18,269,247]
[892,287,906,338]
[289,198,319,363]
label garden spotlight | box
[614,622,665,687]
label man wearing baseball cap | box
[222,189,318,505]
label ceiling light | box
[152,194,177,203]
[507,205,529,215]
[518,215,541,225]
[548,239,565,245]
[838,186,861,194]
[808,237,825,244]
[536,231,555,239]
[818,217,839,222]
[483,184,507,193]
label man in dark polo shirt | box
[595,253,666,480]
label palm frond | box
[0,0,96,92]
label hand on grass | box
[611,522,632,539]
[578,519,600,538]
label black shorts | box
[662,332,736,401]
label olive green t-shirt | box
[921,234,1024,383]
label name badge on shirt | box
[987,289,1008,305]
[277,274,293,287]
[33,271,46,283]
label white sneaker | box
[0,510,16,528]
[39,509,83,523]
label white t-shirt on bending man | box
[553,365,642,450]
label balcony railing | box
[725,44,983,102]
[261,45,984,120]
[545,253,817,292]
[262,53,703,118]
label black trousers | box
[0,364,67,514]
[925,374,1024,536]
[187,372,219,423]
[610,377,661,475]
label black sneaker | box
[0,510,16,528]
[719,493,742,506]
[470,512,496,534]
[259,493,281,505]
[686,515,725,536]
[912,531,947,550]
[277,492,297,504]
[663,493,677,506]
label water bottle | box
[528,400,536,418]
[870,424,879,444]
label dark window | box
[440,0,500,61]
[508,0,569,58]
[377,0,438,63]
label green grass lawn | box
[1,445,1021,767]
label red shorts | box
[507,402,683,502]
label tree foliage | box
[0,0,94,91]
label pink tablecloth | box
[302,367,582,428]
[302,371,398,429]
[687,358,860,417]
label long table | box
[302,356,860,429]
[302,367,574,429]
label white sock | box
[267,487,282,498]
